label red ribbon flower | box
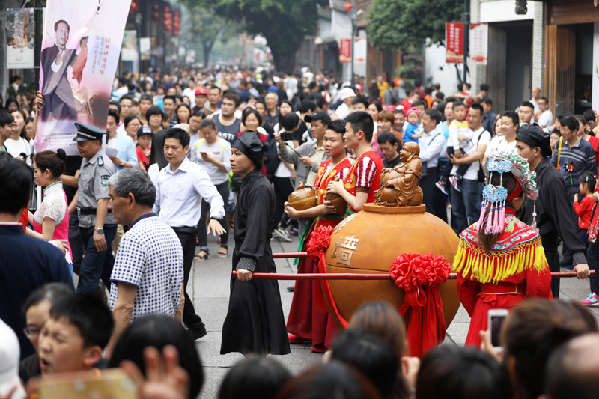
[307,225,335,262]
[389,253,451,357]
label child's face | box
[38,317,98,375]
[453,105,466,121]
[407,112,420,125]
[550,133,560,151]
[138,134,152,149]
[580,183,586,195]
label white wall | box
[424,41,461,97]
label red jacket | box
[573,196,595,229]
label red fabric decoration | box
[390,253,451,357]
[306,225,335,262]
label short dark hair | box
[435,91,445,101]
[0,158,33,214]
[560,115,580,133]
[49,292,114,349]
[218,358,291,399]
[109,315,203,399]
[376,132,398,146]
[242,108,263,127]
[54,19,70,32]
[583,109,596,122]
[162,95,176,104]
[108,109,120,125]
[579,172,596,192]
[0,108,15,127]
[350,96,369,109]
[120,95,133,104]
[521,101,535,111]
[425,109,443,124]
[539,96,549,104]
[393,109,405,116]
[140,94,153,103]
[501,111,520,127]
[327,119,347,135]
[299,100,317,114]
[223,92,241,107]
[200,118,216,130]
[146,105,162,122]
[413,99,428,109]
[164,127,190,147]
[281,112,300,131]
[452,101,465,110]
[124,114,141,129]
[480,84,489,91]
[192,109,206,119]
[22,283,74,314]
[470,103,484,116]
[345,111,375,142]
[480,97,493,107]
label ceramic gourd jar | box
[287,182,317,211]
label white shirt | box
[537,110,554,128]
[4,137,32,166]
[450,127,491,180]
[182,88,196,108]
[335,103,351,120]
[485,135,517,158]
[419,125,447,169]
[152,158,225,227]
[190,137,231,185]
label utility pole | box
[463,0,469,85]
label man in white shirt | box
[536,97,553,129]
[334,87,356,120]
[447,103,491,233]
[530,87,541,114]
[152,128,225,340]
[190,118,231,259]
[419,109,447,219]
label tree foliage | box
[180,0,327,72]
[367,0,463,50]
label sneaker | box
[580,293,599,306]
[279,229,293,243]
[435,179,449,195]
[449,175,462,193]
[272,227,284,240]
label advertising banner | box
[354,37,366,65]
[339,38,351,64]
[35,0,131,155]
[121,30,137,61]
[445,22,464,64]
[139,37,151,61]
[470,23,488,65]
[6,8,35,69]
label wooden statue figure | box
[375,142,424,207]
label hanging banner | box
[35,0,132,155]
[354,37,366,65]
[6,8,35,69]
[339,38,351,64]
[121,30,137,61]
[470,23,488,64]
[445,22,464,64]
[139,37,151,61]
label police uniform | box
[73,123,118,293]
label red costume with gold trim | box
[286,158,352,346]
[453,208,552,346]
[343,150,383,215]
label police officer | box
[73,122,118,293]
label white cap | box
[339,87,356,101]
[0,320,25,399]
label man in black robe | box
[516,124,589,298]
[221,132,290,355]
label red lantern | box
[343,2,353,12]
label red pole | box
[232,271,594,280]
[273,252,309,259]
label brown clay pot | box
[324,192,347,215]
[323,204,460,329]
[288,182,317,211]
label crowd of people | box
[1,65,599,399]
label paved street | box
[191,230,599,398]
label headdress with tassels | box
[478,151,538,234]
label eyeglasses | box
[23,325,42,339]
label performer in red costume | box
[453,151,552,347]
[285,120,352,353]
[327,111,383,215]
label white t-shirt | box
[275,141,293,178]
[484,136,517,158]
[4,137,32,165]
[537,110,554,128]
[451,127,491,180]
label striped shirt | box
[355,153,379,188]
[550,137,597,188]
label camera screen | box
[489,315,507,347]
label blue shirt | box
[0,224,73,359]
[109,132,138,172]
[403,123,422,144]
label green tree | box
[367,0,463,50]
[180,0,327,72]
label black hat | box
[516,123,552,157]
[137,125,153,137]
[72,122,108,143]
[232,131,266,168]
[305,112,332,125]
